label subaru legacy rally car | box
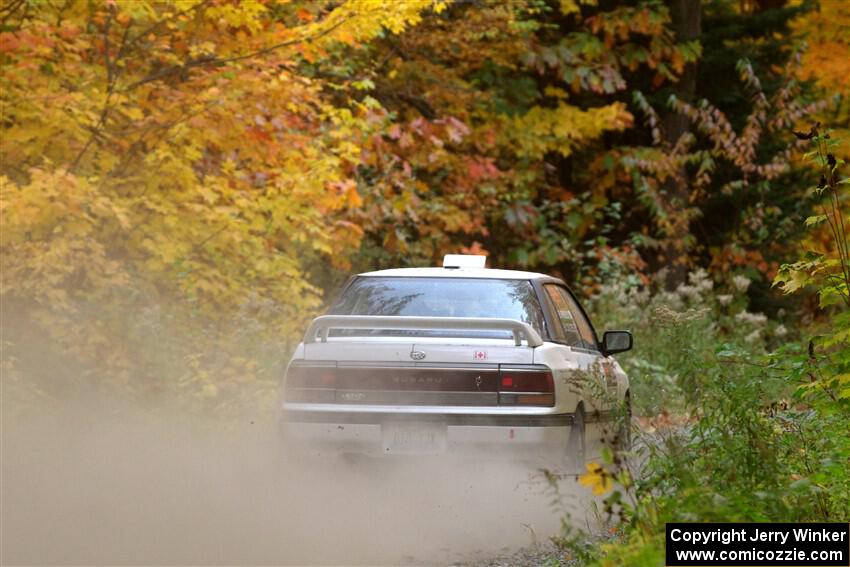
[281,255,632,465]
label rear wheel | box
[565,404,586,474]
[616,393,632,451]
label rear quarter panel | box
[534,342,627,415]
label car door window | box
[543,285,582,346]
[543,284,598,351]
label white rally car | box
[281,255,632,465]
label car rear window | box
[329,277,546,338]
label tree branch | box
[124,15,350,91]
[0,0,26,25]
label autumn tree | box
[576,0,826,301]
[0,0,443,414]
[310,0,699,291]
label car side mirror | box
[602,330,632,356]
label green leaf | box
[804,214,827,227]
[773,265,812,294]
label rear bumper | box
[283,421,572,460]
[280,404,576,459]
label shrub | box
[562,297,847,560]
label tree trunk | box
[662,0,701,289]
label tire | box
[616,394,633,452]
[566,404,586,474]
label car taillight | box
[498,367,555,407]
[285,365,336,402]
[287,365,336,387]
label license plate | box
[381,422,447,455]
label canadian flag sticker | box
[473,350,487,361]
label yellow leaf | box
[579,462,614,495]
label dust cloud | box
[2,396,599,565]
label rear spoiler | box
[304,315,543,347]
